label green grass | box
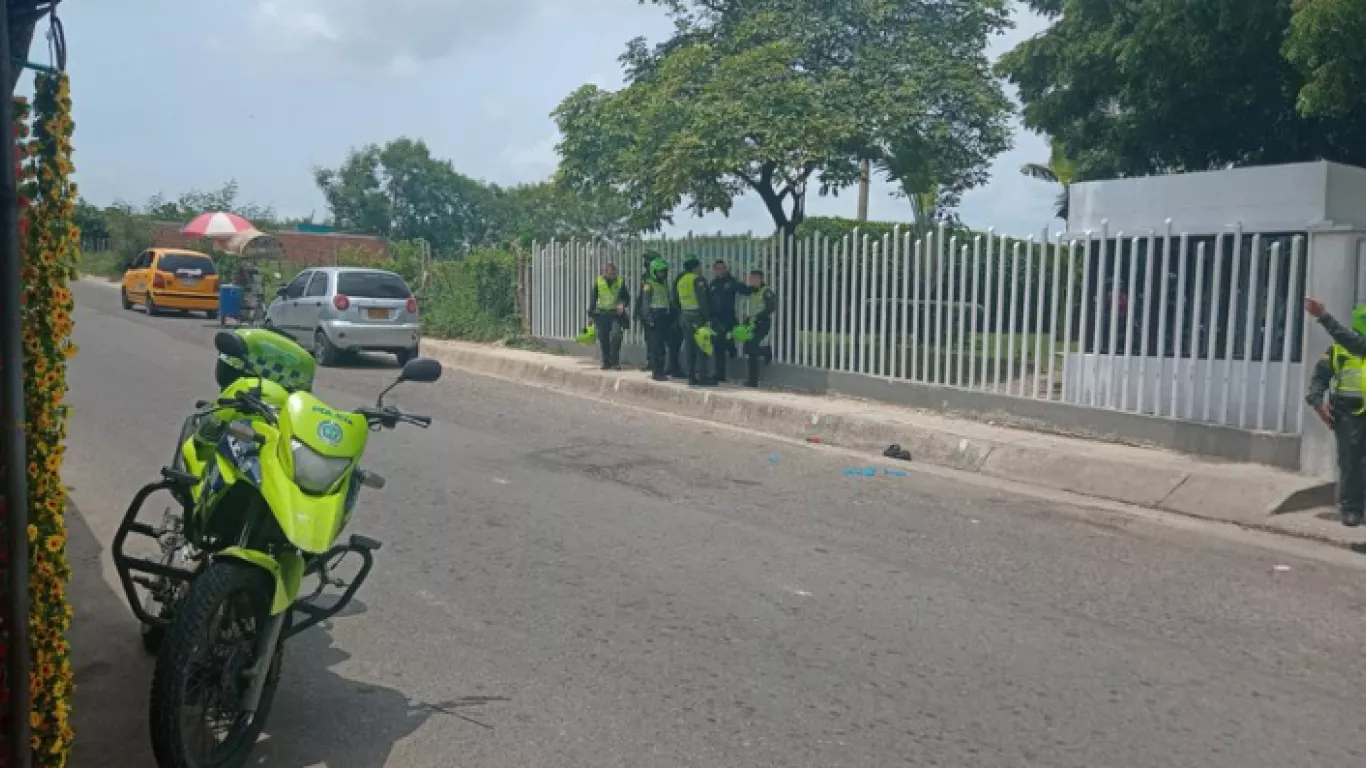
[79,250,125,280]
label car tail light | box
[405,296,418,313]
[333,294,350,311]
[152,272,167,289]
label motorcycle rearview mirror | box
[399,358,442,384]
[376,358,442,405]
[214,330,248,359]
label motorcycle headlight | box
[290,439,352,495]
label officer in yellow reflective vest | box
[736,269,777,388]
[587,262,631,370]
[1306,301,1366,526]
[673,257,714,386]
[636,254,678,381]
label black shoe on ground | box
[651,374,669,382]
[691,378,717,388]
[1344,509,1364,527]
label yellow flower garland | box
[20,71,78,765]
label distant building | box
[148,221,389,265]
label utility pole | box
[856,159,870,221]
[0,3,32,764]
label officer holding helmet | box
[637,253,677,381]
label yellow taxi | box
[120,248,221,319]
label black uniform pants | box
[593,312,625,368]
[742,319,772,386]
[643,309,673,377]
[665,322,684,376]
[1334,400,1366,515]
[679,311,709,382]
[712,319,737,380]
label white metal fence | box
[531,222,1308,435]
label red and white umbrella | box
[182,211,254,238]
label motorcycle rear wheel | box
[149,561,283,768]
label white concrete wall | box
[1068,161,1366,236]
[1061,353,1303,433]
[1326,164,1366,225]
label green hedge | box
[421,249,521,342]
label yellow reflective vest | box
[676,273,701,311]
[595,276,624,312]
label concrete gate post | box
[1301,226,1366,478]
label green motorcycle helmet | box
[215,327,316,392]
[649,258,669,274]
[1352,303,1366,336]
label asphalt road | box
[64,278,1366,768]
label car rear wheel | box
[144,293,160,317]
[313,329,340,367]
[395,346,418,366]
[206,309,219,321]
[121,288,133,310]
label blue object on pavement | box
[219,284,243,321]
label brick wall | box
[148,222,390,265]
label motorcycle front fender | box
[217,547,305,616]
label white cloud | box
[251,0,543,69]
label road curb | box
[425,340,1333,533]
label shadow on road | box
[66,500,443,768]
[250,622,437,768]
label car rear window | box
[157,253,216,275]
[336,271,411,299]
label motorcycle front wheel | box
[149,561,283,768]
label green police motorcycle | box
[113,329,442,768]
[151,326,319,655]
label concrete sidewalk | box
[424,339,1360,548]
[67,498,155,767]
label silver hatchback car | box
[265,266,421,367]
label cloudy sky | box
[54,0,1055,237]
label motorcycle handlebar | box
[357,405,431,430]
[213,392,277,424]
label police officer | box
[736,269,777,388]
[587,262,630,370]
[636,255,675,381]
[674,257,714,387]
[709,259,743,382]
[1306,298,1366,526]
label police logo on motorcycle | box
[317,421,343,445]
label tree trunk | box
[754,184,796,240]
